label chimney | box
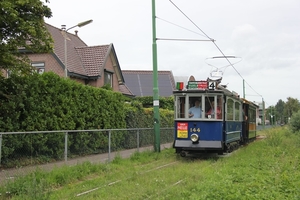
[75,30,78,36]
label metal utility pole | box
[262,98,265,129]
[152,0,160,152]
[243,79,245,98]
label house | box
[122,70,176,97]
[5,23,180,98]
[25,23,134,97]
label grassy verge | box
[1,126,300,199]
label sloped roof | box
[119,84,135,97]
[122,70,176,97]
[75,45,109,77]
[45,23,124,82]
[45,23,87,75]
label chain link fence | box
[0,127,174,184]
[0,127,174,168]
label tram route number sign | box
[208,81,217,90]
[187,81,208,90]
[177,122,188,138]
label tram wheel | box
[180,151,187,157]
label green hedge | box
[133,96,174,110]
[0,72,174,164]
[0,72,125,160]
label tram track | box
[75,161,179,197]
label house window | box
[104,70,113,86]
[32,62,45,74]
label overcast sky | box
[45,0,300,106]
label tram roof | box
[240,98,259,108]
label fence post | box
[64,132,68,162]
[137,129,140,152]
[0,134,2,166]
[108,130,111,162]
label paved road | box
[0,143,173,185]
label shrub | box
[289,110,300,132]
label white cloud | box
[231,24,259,41]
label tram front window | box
[175,95,223,119]
[205,95,223,119]
[188,98,202,118]
[176,96,186,118]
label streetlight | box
[60,20,92,162]
[61,19,93,78]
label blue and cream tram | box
[173,79,258,157]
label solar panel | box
[123,72,175,97]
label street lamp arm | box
[78,19,93,27]
[66,19,93,32]
[66,25,78,32]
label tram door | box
[242,104,249,143]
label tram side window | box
[249,108,256,123]
[227,98,234,120]
[176,96,185,118]
[235,101,241,121]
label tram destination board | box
[188,81,208,89]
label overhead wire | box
[156,16,207,38]
[167,0,263,101]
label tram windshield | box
[175,94,223,120]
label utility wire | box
[168,0,263,99]
[168,0,214,41]
[156,17,207,38]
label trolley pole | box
[152,0,160,152]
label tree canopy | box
[272,97,300,124]
[0,0,53,75]
[284,97,300,119]
[275,99,285,124]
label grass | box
[1,126,300,199]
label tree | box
[275,99,285,124]
[284,97,300,123]
[289,110,300,133]
[0,0,53,75]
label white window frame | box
[32,62,45,74]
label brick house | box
[24,23,134,97]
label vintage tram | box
[173,79,258,157]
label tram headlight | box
[190,134,199,142]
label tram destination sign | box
[187,81,208,89]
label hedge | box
[0,72,174,165]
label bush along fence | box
[0,127,174,167]
[0,72,175,168]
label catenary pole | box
[262,98,265,129]
[152,0,160,152]
[243,79,245,98]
